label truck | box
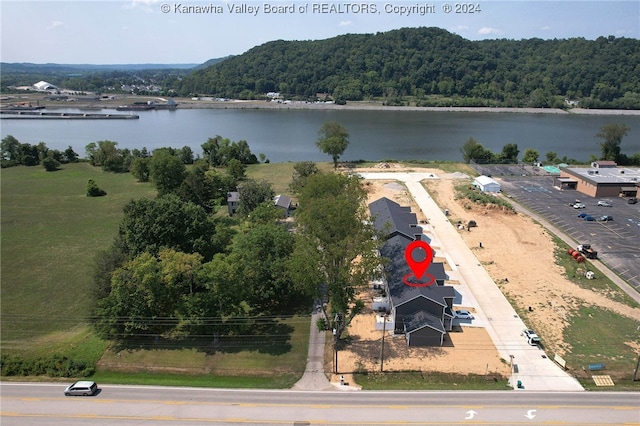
[523,329,541,346]
[577,244,598,259]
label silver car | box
[454,309,474,320]
[64,380,98,396]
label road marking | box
[464,409,477,419]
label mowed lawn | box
[1,162,312,386]
[1,163,156,355]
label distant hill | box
[191,56,234,71]
[174,27,640,109]
[1,62,200,73]
[0,59,231,95]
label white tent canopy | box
[33,81,57,91]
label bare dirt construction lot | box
[332,164,640,386]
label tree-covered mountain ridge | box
[176,27,640,109]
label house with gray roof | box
[273,194,293,217]
[369,197,424,241]
[227,191,239,216]
[369,197,455,347]
[380,235,454,338]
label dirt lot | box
[332,164,640,386]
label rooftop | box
[562,167,640,185]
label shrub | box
[316,317,328,331]
[86,179,107,197]
[42,156,60,171]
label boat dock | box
[0,110,139,119]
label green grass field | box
[1,163,156,355]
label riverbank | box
[171,99,640,115]
[7,93,640,115]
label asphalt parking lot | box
[496,175,640,293]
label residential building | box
[369,197,455,347]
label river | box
[1,108,639,163]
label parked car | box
[454,309,474,320]
[64,380,98,396]
[523,329,541,345]
[597,200,612,207]
[599,215,613,222]
[584,215,596,221]
[573,203,586,209]
[628,197,638,204]
[577,212,588,218]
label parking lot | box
[497,175,640,293]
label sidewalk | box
[291,303,333,391]
[360,172,584,391]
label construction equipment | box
[577,244,598,259]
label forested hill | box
[175,27,640,109]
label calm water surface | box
[2,108,639,162]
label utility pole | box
[380,313,387,372]
[333,313,342,374]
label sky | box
[1,0,638,65]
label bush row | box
[1,354,95,377]
[455,183,514,211]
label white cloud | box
[123,0,159,12]
[339,20,352,27]
[478,27,502,36]
[541,26,551,31]
[46,20,64,30]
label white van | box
[64,380,98,396]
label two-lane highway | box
[2,383,639,425]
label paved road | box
[359,172,584,391]
[2,383,638,425]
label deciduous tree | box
[237,178,275,216]
[149,149,186,196]
[290,161,319,192]
[118,194,217,260]
[291,172,382,344]
[596,123,629,162]
[94,249,203,338]
[522,148,539,164]
[500,143,519,163]
[316,121,349,169]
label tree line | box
[460,123,638,166]
[1,135,79,170]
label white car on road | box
[523,329,541,345]
[454,309,474,320]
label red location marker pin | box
[404,240,434,279]
[403,240,435,287]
